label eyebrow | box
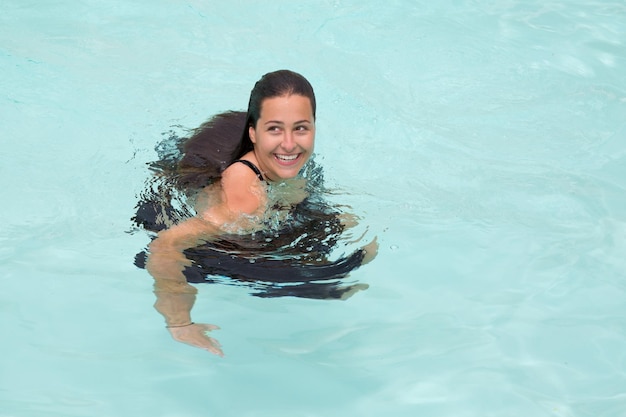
[264,119,312,125]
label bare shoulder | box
[221,160,258,183]
[219,161,265,214]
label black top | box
[231,159,264,182]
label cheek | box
[308,133,316,149]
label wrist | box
[166,321,195,328]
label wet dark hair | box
[175,110,248,189]
[174,70,316,190]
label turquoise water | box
[2,1,626,416]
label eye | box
[295,125,309,132]
[267,125,282,133]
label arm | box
[146,216,219,319]
[146,217,224,355]
[145,163,264,354]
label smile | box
[274,153,302,165]
[274,153,300,161]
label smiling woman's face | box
[249,94,315,181]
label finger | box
[203,344,224,357]
[206,337,222,348]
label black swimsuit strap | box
[232,159,265,182]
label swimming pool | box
[2,0,625,416]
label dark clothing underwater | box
[132,191,367,300]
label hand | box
[168,323,224,356]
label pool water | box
[2,1,626,416]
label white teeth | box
[275,154,298,161]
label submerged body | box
[134,158,370,298]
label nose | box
[281,131,296,152]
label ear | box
[249,126,256,144]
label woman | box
[139,70,376,355]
